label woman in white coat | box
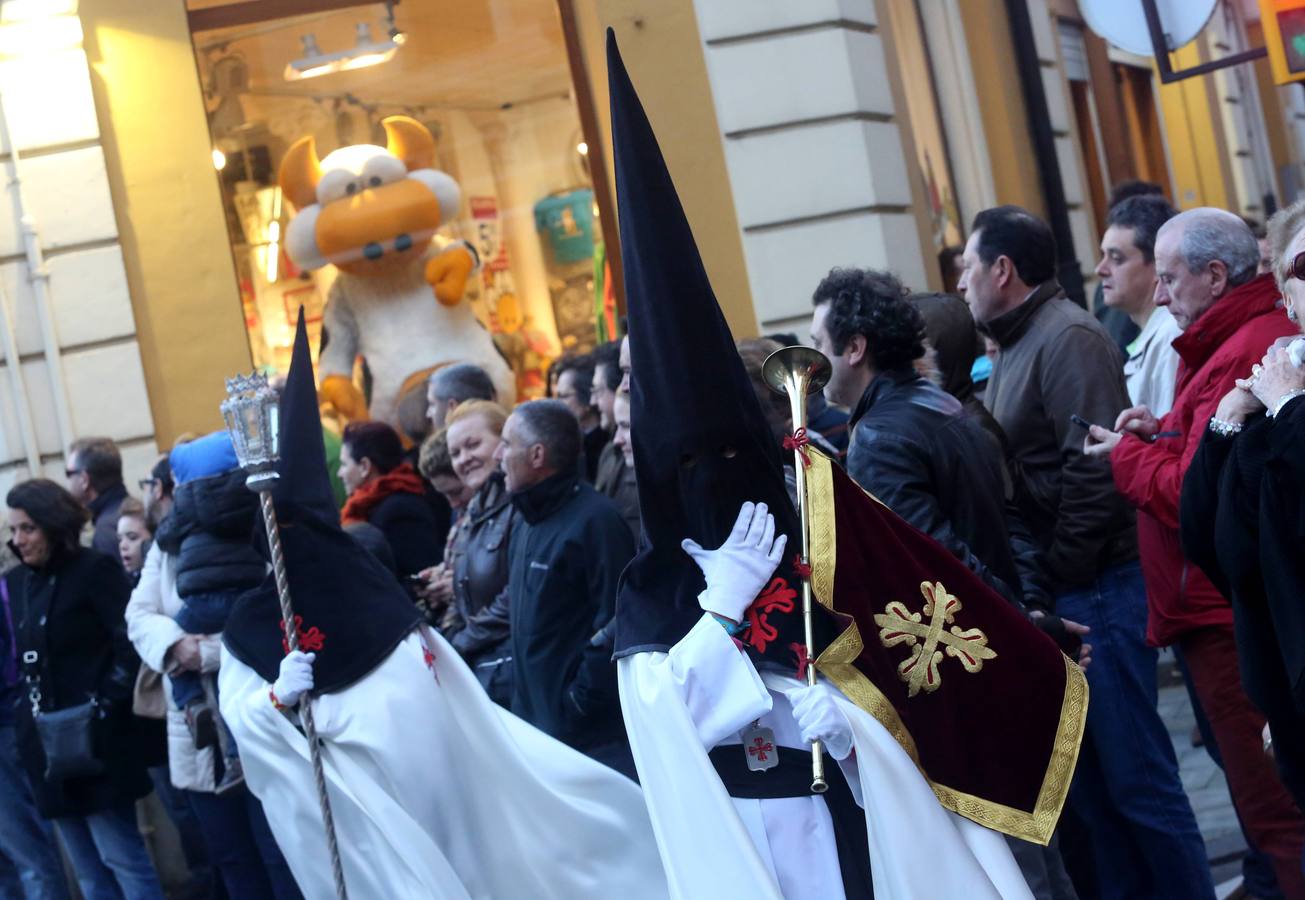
[126,541,300,898]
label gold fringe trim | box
[805,450,1088,845]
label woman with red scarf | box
[339,422,444,590]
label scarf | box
[341,462,427,525]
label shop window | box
[188,0,615,422]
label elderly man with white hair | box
[1086,207,1305,895]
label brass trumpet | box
[762,345,833,793]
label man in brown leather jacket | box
[959,206,1211,899]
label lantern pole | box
[222,373,349,900]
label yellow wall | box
[1248,21,1292,201]
[1155,43,1232,210]
[79,0,252,445]
[571,0,758,335]
[960,0,1045,217]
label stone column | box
[692,0,930,334]
[0,1,157,496]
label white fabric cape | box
[618,614,1033,900]
[220,627,669,899]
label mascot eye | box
[345,182,359,196]
[368,175,382,187]
[720,446,738,459]
[678,452,699,469]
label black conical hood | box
[273,311,338,526]
[223,308,421,692]
[609,32,826,664]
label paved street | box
[1157,652,1247,898]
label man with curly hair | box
[810,267,1030,609]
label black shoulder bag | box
[17,575,105,782]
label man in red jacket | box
[1086,207,1305,896]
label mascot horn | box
[280,115,515,428]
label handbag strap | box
[12,571,53,712]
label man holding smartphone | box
[960,206,1211,899]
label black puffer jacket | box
[847,369,1038,609]
[154,469,265,598]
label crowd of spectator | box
[3,187,1305,899]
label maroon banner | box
[807,450,1086,844]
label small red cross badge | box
[747,736,774,762]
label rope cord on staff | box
[260,490,350,900]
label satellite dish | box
[1079,0,1218,57]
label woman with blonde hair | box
[429,399,516,705]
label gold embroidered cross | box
[873,581,996,697]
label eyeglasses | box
[138,478,157,491]
[64,468,83,479]
[1284,251,1305,283]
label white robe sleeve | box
[664,613,773,747]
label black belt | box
[708,744,874,899]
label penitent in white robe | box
[618,613,1034,900]
[220,626,669,900]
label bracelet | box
[1208,417,1244,437]
[710,612,746,635]
[1269,389,1305,419]
[269,688,290,711]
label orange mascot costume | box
[281,115,514,424]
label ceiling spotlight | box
[384,2,406,45]
[338,23,398,72]
[284,25,399,82]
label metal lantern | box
[221,372,281,490]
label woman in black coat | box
[339,421,445,584]
[1181,208,1305,812]
[5,479,164,900]
[432,401,518,706]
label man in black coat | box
[497,399,635,776]
[66,437,128,562]
[810,268,1043,611]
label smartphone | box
[1069,413,1097,431]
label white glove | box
[271,651,316,708]
[682,501,788,623]
[785,682,854,761]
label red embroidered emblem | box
[423,645,436,671]
[790,642,810,680]
[280,616,326,654]
[747,736,774,762]
[792,555,812,580]
[783,428,812,467]
[742,577,797,653]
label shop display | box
[279,115,514,426]
[193,1,617,393]
[535,188,598,353]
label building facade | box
[0,0,1302,495]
